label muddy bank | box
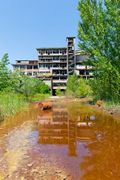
[32,96,120,119]
[69,97,120,119]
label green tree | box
[75,78,93,98]
[12,74,50,99]
[0,53,10,91]
[66,74,78,96]
[56,88,63,96]
[66,75,92,97]
[78,0,120,101]
[36,80,50,94]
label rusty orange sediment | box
[0,99,120,179]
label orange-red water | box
[0,99,119,180]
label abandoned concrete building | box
[12,37,93,95]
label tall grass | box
[103,101,120,111]
[0,92,28,121]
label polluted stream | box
[0,99,120,180]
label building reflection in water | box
[37,105,96,156]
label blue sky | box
[0,0,79,65]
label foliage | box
[0,53,10,91]
[35,80,50,94]
[66,75,92,98]
[90,60,120,101]
[56,88,64,96]
[0,92,28,121]
[75,78,93,97]
[31,93,50,102]
[103,101,120,112]
[66,74,78,96]
[78,0,120,101]
[12,75,48,99]
[0,53,50,99]
[0,53,50,120]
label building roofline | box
[36,47,67,50]
[66,37,76,39]
[15,59,38,61]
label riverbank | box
[102,102,120,119]
[50,96,120,119]
[77,97,120,119]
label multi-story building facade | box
[12,37,93,95]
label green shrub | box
[75,78,93,98]
[66,75,92,98]
[9,73,50,100]
[56,89,63,96]
[30,93,50,102]
[66,74,78,96]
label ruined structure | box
[12,37,93,95]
